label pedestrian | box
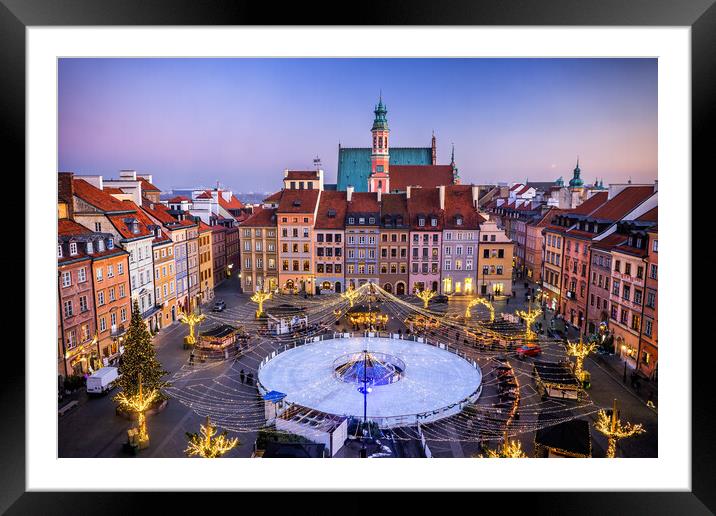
[189,351,195,366]
[240,369,245,384]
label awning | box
[263,390,287,403]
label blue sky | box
[59,58,657,192]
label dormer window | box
[69,242,78,256]
[58,245,63,258]
[431,218,437,227]
[108,238,114,249]
[86,242,94,254]
[418,217,425,227]
[368,217,375,224]
[327,209,336,218]
[359,217,365,224]
[636,238,643,248]
[456,215,463,226]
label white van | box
[86,367,120,395]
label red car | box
[517,343,542,358]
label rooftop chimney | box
[346,185,354,203]
[377,189,382,203]
[472,185,480,209]
[119,169,137,180]
[406,186,412,199]
[58,172,75,219]
[438,185,445,210]
[654,179,658,192]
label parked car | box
[432,295,449,304]
[86,367,120,395]
[212,300,227,312]
[516,343,542,358]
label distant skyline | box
[58,58,657,192]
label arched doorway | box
[431,281,438,292]
[335,281,342,294]
[171,305,176,321]
[383,283,393,293]
[396,282,405,295]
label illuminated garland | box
[594,399,645,458]
[566,337,597,382]
[185,415,239,458]
[178,308,206,345]
[250,290,272,318]
[415,289,437,309]
[115,373,158,447]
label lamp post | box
[358,349,372,458]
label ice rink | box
[258,336,483,427]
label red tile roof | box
[277,189,320,214]
[571,192,609,215]
[515,185,532,195]
[73,179,132,213]
[510,183,525,191]
[285,170,319,180]
[389,165,454,191]
[139,177,160,192]
[407,188,443,229]
[198,220,213,233]
[196,192,212,199]
[530,208,569,228]
[347,192,379,213]
[636,206,658,222]
[379,193,409,221]
[263,190,283,202]
[103,187,124,194]
[169,195,191,203]
[239,207,277,228]
[58,219,92,237]
[589,186,654,221]
[107,207,153,240]
[443,185,483,229]
[217,192,244,211]
[142,202,177,225]
[315,191,348,229]
[592,232,628,251]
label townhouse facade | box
[476,218,513,297]
[211,223,228,286]
[198,222,215,304]
[640,226,658,379]
[378,193,410,295]
[314,191,347,294]
[240,207,279,293]
[440,185,481,296]
[345,189,380,290]
[407,187,443,294]
[277,189,321,294]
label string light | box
[340,286,361,307]
[515,301,542,341]
[185,415,239,458]
[415,289,437,309]
[594,399,645,458]
[481,438,527,458]
[178,308,206,345]
[115,373,158,447]
[465,297,495,322]
[250,290,272,318]
[567,336,597,382]
[164,281,601,447]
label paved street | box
[59,277,657,458]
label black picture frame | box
[3,0,709,513]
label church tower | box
[368,95,390,193]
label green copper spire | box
[372,95,389,131]
[569,156,584,187]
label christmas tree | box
[115,299,169,403]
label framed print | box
[3,0,711,512]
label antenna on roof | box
[313,156,322,170]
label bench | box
[58,400,78,416]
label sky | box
[58,58,657,193]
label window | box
[109,287,116,302]
[652,239,658,252]
[63,300,73,318]
[100,317,107,332]
[95,222,102,232]
[79,296,88,312]
[650,264,658,280]
[107,265,114,278]
[634,289,643,305]
[69,242,78,256]
[624,263,631,276]
[121,307,127,322]
[614,260,621,273]
[644,319,653,337]
[646,291,656,308]
[97,268,103,281]
[98,291,105,306]
[62,271,72,287]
